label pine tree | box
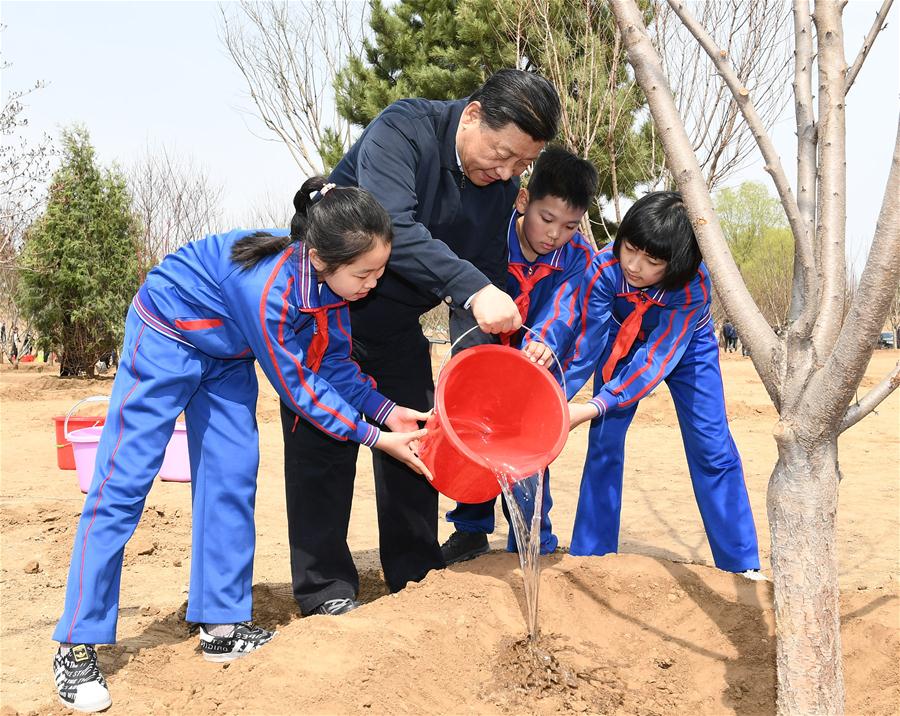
[334,0,514,127]
[333,0,655,222]
[17,126,141,377]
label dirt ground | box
[1,348,897,715]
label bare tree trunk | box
[609,2,900,714]
[768,428,843,715]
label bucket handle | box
[437,325,567,400]
[64,395,109,441]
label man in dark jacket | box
[281,69,561,616]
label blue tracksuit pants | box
[445,469,558,555]
[572,325,759,572]
[54,308,260,644]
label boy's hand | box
[374,428,433,481]
[384,406,432,433]
[470,284,522,334]
[568,401,602,431]
[523,340,554,368]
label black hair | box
[469,69,561,142]
[231,176,392,273]
[527,146,598,211]
[612,191,702,290]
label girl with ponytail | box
[51,177,430,712]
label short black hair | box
[527,146,598,211]
[469,69,561,142]
[613,191,702,290]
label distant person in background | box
[722,320,738,352]
[9,328,19,364]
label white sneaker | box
[739,569,769,582]
[199,622,276,663]
[53,644,112,712]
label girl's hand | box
[384,406,432,433]
[568,401,602,431]
[523,340,554,368]
[374,428,434,481]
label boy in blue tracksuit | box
[51,179,431,713]
[441,147,599,564]
[566,192,760,574]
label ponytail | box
[230,177,328,270]
[230,232,292,269]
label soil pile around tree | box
[1,353,897,715]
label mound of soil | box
[1,352,897,715]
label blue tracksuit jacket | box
[562,247,759,570]
[54,231,393,644]
[502,211,597,363]
[134,230,392,444]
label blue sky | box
[2,1,301,227]
[2,1,898,270]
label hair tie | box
[308,182,337,203]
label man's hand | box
[523,340,554,368]
[470,284,522,334]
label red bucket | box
[53,414,105,470]
[420,344,568,503]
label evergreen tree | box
[17,126,141,377]
[334,0,514,127]
[334,0,655,228]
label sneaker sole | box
[58,694,112,713]
[202,651,246,663]
[443,544,490,565]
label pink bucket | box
[64,397,190,493]
[69,426,106,493]
[159,422,190,482]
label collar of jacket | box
[438,99,469,174]
[297,243,346,311]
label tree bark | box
[607,2,898,712]
[768,424,844,715]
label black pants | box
[281,325,444,614]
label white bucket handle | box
[437,324,567,399]
[64,395,109,441]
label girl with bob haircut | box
[51,177,430,713]
[565,191,761,577]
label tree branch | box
[788,0,817,326]
[667,0,811,291]
[845,0,894,93]
[810,3,849,361]
[610,0,783,406]
[812,120,900,433]
[840,361,900,433]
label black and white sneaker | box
[441,530,489,565]
[199,622,276,663]
[53,644,112,713]
[311,598,360,616]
